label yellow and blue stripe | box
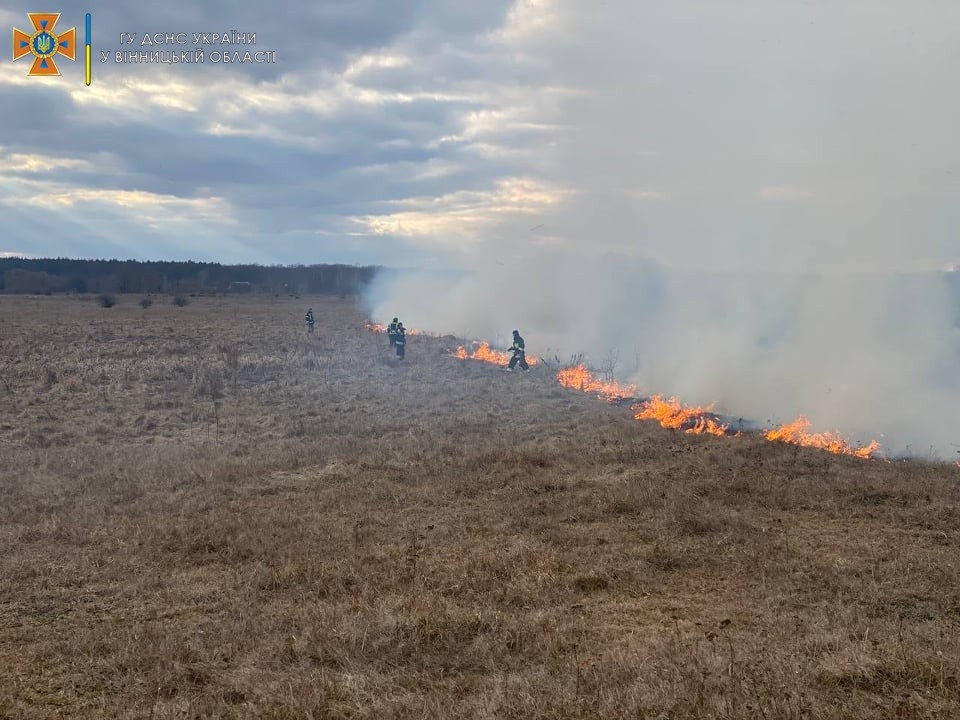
[84,13,90,85]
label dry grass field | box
[2,293,960,719]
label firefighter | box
[305,308,315,334]
[394,322,406,359]
[387,317,400,347]
[507,329,529,371]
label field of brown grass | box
[2,293,960,719]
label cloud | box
[352,177,570,242]
[12,183,235,226]
[489,0,559,43]
[342,52,412,79]
[0,0,552,264]
[0,148,98,173]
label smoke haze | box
[365,1,960,458]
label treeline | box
[0,258,381,295]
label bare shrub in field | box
[139,297,152,309]
[172,295,189,306]
[2,294,960,719]
[600,347,619,382]
[218,342,241,384]
[192,359,225,399]
[97,293,115,308]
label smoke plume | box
[365,1,960,458]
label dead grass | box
[1,293,960,718]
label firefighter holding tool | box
[507,329,528,371]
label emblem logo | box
[12,13,76,76]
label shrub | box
[172,296,189,307]
[139,298,153,309]
[192,363,224,398]
[98,294,116,308]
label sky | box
[2,1,957,270]
[0,0,960,270]
[4,1,960,455]
[0,0,567,265]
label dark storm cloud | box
[78,0,427,77]
[0,81,510,198]
[0,85,76,133]
[13,0,515,83]
[0,0,556,263]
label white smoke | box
[364,1,960,458]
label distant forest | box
[0,258,381,295]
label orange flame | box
[454,342,539,366]
[556,364,636,402]
[764,416,880,458]
[365,322,425,336]
[372,320,882,459]
[633,395,729,436]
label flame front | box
[370,319,883,459]
[765,416,880,458]
[556,364,636,402]
[455,342,539,366]
[633,395,729,436]
[365,322,425,336]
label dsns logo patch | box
[12,13,76,76]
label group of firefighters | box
[302,308,528,369]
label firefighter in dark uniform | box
[305,308,314,334]
[395,322,406,359]
[387,317,400,347]
[507,329,529,370]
